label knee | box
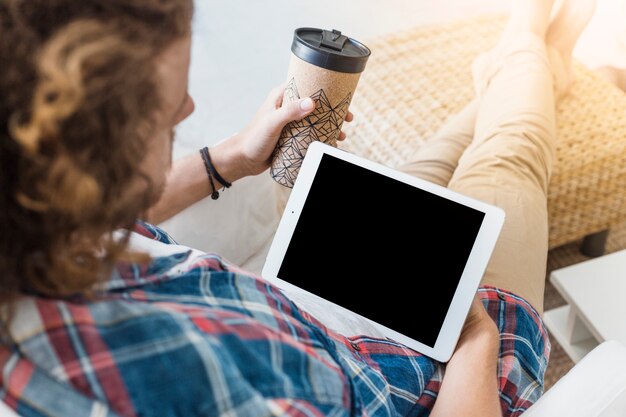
[453,153,551,197]
[456,122,556,193]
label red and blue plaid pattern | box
[0,221,550,416]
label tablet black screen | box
[277,153,485,348]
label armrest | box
[523,340,626,417]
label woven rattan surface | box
[339,14,626,249]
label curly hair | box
[0,0,193,315]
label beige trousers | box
[399,33,566,314]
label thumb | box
[275,97,315,124]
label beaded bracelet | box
[204,147,232,189]
[199,147,221,200]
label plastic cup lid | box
[291,28,371,74]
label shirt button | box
[351,342,361,351]
[497,292,506,301]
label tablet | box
[262,141,505,362]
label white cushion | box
[156,1,283,266]
[158,164,278,268]
[523,340,626,417]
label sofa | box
[161,13,626,417]
[153,15,626,415]
[160,12,626,274]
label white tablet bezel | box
[262,141,505,362]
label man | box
[0,0,594,415]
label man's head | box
[0,0,194,301]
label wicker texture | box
[339,15,626,249]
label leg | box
[545,0,598,96]
[581,229,609,257]
[452,37,555,314]
[447,0,595,314]
[397,100,479,187]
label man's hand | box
[217,83,354,179]
[431,294,503,417]
[456,294,500,355]
[147,84,354,224]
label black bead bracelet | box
[199,147,224,200]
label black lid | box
[291,28,371,74]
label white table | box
[544,248,626,363]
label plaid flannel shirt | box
[0,221,550,417]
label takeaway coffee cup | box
[270,28,371,188]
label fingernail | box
[300,98,314,111]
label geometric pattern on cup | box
[271,78,352,188]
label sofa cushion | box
[523,340,626,417]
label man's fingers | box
[275,97,315,124]
[270,83,287,108]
